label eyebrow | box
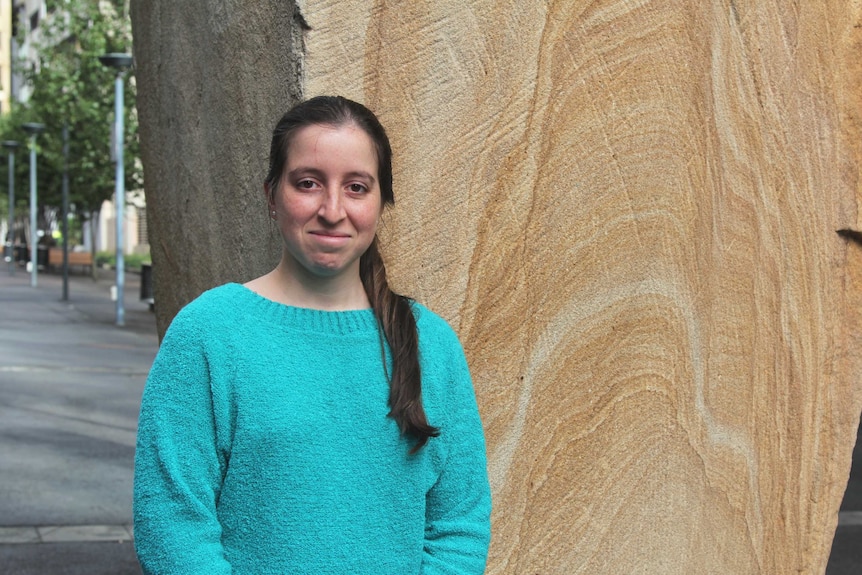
[288,167,377,184]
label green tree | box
[0,0,140,245]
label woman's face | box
[270,122,383,281]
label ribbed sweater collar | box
[222,283,380,336]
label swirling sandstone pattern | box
[132,0,862,572]
[300,1,861,573]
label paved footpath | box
[0,266,156,575]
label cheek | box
[278,194,316,221]
[361,205,383,234]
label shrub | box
[95,251,151,272]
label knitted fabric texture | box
[133,283,491,574]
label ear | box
[264,182,275,211]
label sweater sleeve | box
[133,309,233,574]
[422,333,492,575]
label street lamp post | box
[99,52,133,327]
[22,123,45,288]
[3,140,19,276]
[61,124,70,301]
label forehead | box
[286,123,378,166]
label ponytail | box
[266,96,434,451]
[361,238,439,453]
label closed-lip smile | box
[310,230,350,237]
[309,230,352,245]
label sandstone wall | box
[300,1,862,573]
[132,0,862,572]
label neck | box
[247,255,370,311]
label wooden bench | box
[48,247,93,274]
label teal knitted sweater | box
[133,283,491,574]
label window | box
[30,10,39,31]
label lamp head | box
[99,53,134,70]
[21,123,45,136]
[2,140,20,149]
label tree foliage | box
[0,0,140,227]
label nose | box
[318,189,345,224]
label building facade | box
[0,0,13,115]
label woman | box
[133,96,492,574]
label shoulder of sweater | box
[411,301,459,341]
[165,283,246,335]
[410,301,469,366]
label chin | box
[287,252,358,279]
[307,261,350,277]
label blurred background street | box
[0,267,155,575]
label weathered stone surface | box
[300,1,861,573]
[133,0,862,572]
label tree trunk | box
[130,0,304,337]
[130,1,862,573]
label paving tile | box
[838,511,862,526]
[0,526,39,544]
[38,524,132,543]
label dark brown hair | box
[265,95,439,452]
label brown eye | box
[297,179,316,189]
[348,183,367,193]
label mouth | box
[310,230,351,238]
[309,231,352,246]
